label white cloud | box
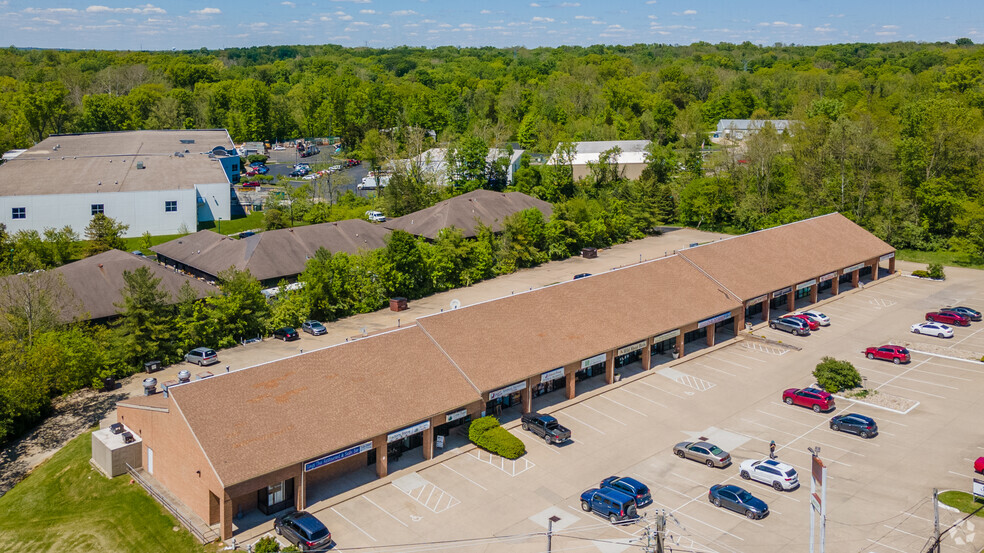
[480,9,491,14]
[559,2,580,6]
[575,15,594,20]
[348,21,369,26]
[330,0,370,3]
[360,8,375,13]
[438,22,451,27]
[281,1,295,6]
[532,16,554,22]
[31,16,61,24]
[814,25,835,33]
[86,4,165,14]
[459,22,475,28]
[390,9,417,16]
[529,2,541,6]
[881,24,899,29]
[420,18,435,23]
[190,7,221,14]
[645,0,657,3]
[875,31,896,36]
[24,7,79,13]
[378,22,390,28]
[683,9,697,15]
[591,20,604,25]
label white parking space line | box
[711,356,760,370]
[954,326,984,345]
[725,350,769,363]
[438,463,488,491]
[868,538,908,553]
[862,366,960,389]
[756,408,816,428]
[741,418,859,464]
[689,496,765,527]
[526,434,565,453]
[331,506,377,542]
[895,366,972,382]
[564,505,637,538]
[363,495,409,527]
[580,403,628,425]
[618,387,668,409]
[597,394,648,417]
[878,381,947,399]
[669,471,707,487]
[650,498,745,541]
[563,412,607,434]
[693,361,738,378]
[635,378,691,399]
[918,359,984,375]
[948,470,967,477]
[885,524,925,539]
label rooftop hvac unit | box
[121,432,135,444]
[110,423,124,435]
[177,370,191,383]
[136,161,145,169]
[142,377,157,395]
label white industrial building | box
[548,140,651,181]
[388,147,525,187]
[714,119,795,140]
[0,130,238,237]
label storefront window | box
[257,478,294,515]
[745,302,763,317]
[614,350,642,368]
[651,337,676,355]
[795,287,810,299]
[575,362,605,381]
[769,294,787,310]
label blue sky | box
[3,0,982,51]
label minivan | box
[580,487,639,524]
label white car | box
[801,310,830,326]
[911,322,953,338]
[365,210,386,223]
[739,459,799,491]
[302,174,319,180]
[273,144,286,150]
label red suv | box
[864,345,910,364]
[782,387,835,412]
[926,311,970,326]
[782,314,819,331]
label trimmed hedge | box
[468,416,526,459]
[912,270,930,278]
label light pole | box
[217,216,222,234]
[546,515,560,553]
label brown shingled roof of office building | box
[677,212,895,300]
[150,219,391,282]
[416,255,741,393]
[383,189,553,239]
[167,325,482,486]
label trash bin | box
[101,377,116,392]
[581,247,598,259]
[389,297,408,312]
[144,360,162,373]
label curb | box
[829,392,919,415]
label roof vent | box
[180,139,196,144]
[142,378,158,395]
[177,370,191,383]
[136,161,145,169]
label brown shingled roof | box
[150,219,391,282]
[1,249,217,322]
[677,213,894,300]
[416,255,741,393]
[383,189,553,239]
[167,325,481,486]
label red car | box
[242,180,261,187]
[864,345,910,364]
[926,311,970,326]
[783,387,835,412]
[782,314,819,331]
[976,457,984,474]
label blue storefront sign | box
[305,441,374,472]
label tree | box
[379,230,429,299]
[84,214,128,256]
[21,81,70,142]
[812,357,862,393]
[0,270,76,347]
[267,281,310,330]
[446,134,489,190]
[115,266,174,367]
[210,268,269,344]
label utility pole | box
[655,509,666,553]
[546,515,559,553]
[933,488,941,553]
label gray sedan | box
[673,441,732,468]
[301,320,327,336]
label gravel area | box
[896,338,984,362]
[840,389,919,413]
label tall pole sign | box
[810,451,827,553]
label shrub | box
[247,154,269,164]
[813,356,862,393]
[253,536,281,553]
[468,416,526,459]
[912,270,929,278]
[927,263,945,280]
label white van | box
[365,210,386,222]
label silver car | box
[673,441,732,468]
[301,320,327,336]
[184,347,218,366]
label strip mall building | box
[109,213,896,540]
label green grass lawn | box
[897,249,984,270]
[939,491,984,518]
[0,429,210,553]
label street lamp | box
[217,216,222,234]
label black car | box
[769,316,810,336]
[274,511,332,551]
[941,306,982,322]
[289,169,306,177]
[708,484,769,519]
[573,273,592,280]
[273,327,300,341]
[830,413,878,438]
[521,412,571,444]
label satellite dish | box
[450,299,461,309]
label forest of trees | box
[2,39,984,444]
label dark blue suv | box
[580,487,639,524]
[601,476,653,508]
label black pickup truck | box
[521,412,572,444]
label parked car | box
[925,311,970,326]
[274,511,332,552]
[249,161,266,168]
[864,345,910,364]
[184,347,218,366]
[601,476,653,508]
[521,412,571,444]
[830,413,878,438]
[288,169,306,177]
[365,210,386,223]
[579,487,639,524]
[673,441,732,468]
[782,313,819,331]
[769,316,811,336]
[782,387,835,412]
[708,484,769,519]
[975,457,984,474]
[739,459,800,491]
[573,273,592,280]
[798,310,830,326]
[911,322,954,338]
[241,180,261,187]
[301,320,327,336]
[273,327,300,341]
[940,306,982,322]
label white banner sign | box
[796,279,817,291]
[387,421,430,443]
[747,294,768,305]
[540,367,566,382]
[974,478,984,500]
[652,329,681,342]
[698,312,732,329]
[880,252,895,261]
[446,409,468,423]
[772,287,792,298]
[819,272,837,282]
[844,262,865,273]
[581,353,607,369]
[489,381,526,400]
[617,341,646,356]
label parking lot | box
[252,264,984,553]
